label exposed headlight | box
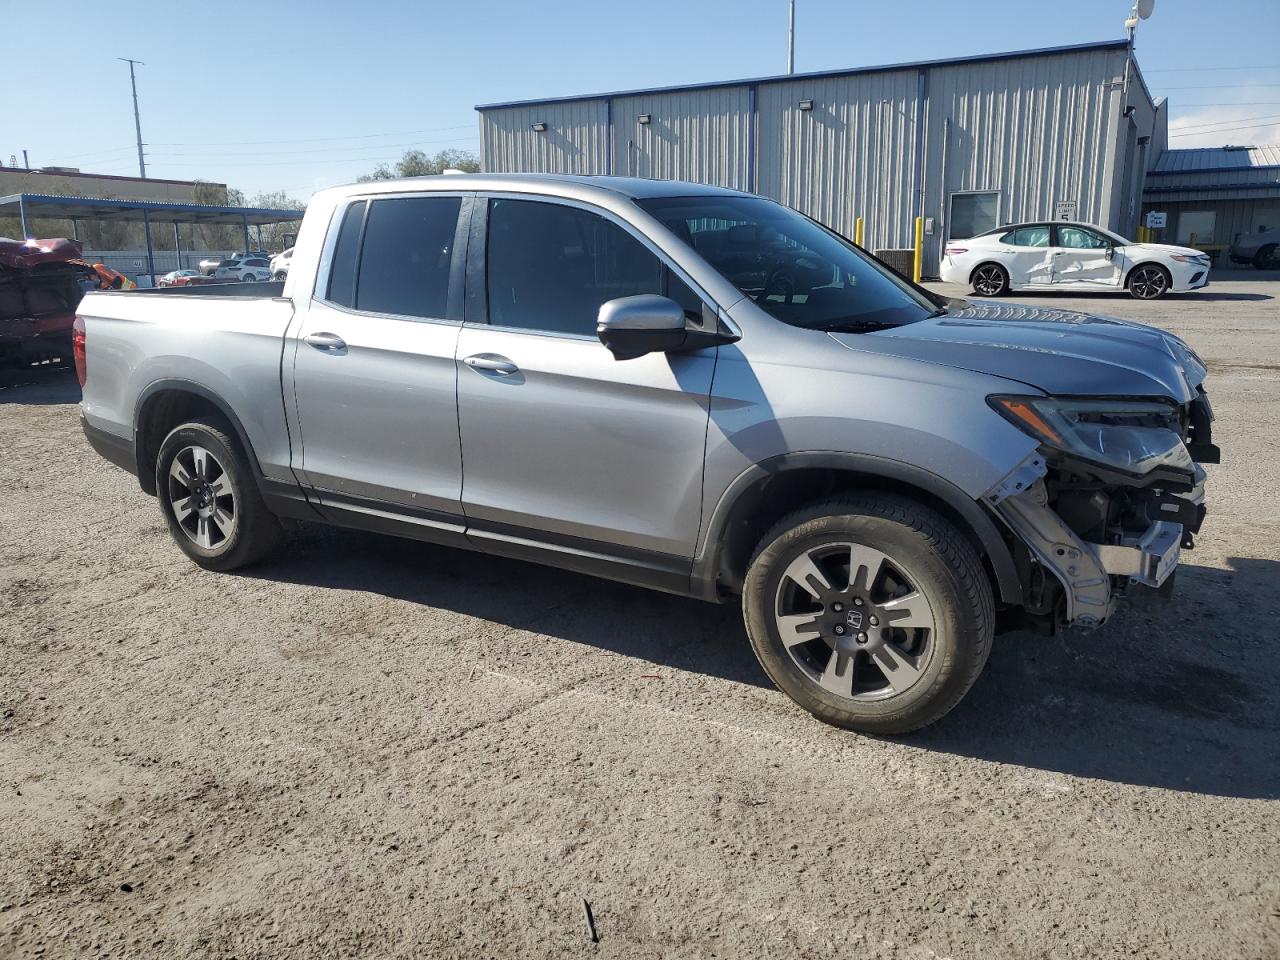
[989,395,1193,475]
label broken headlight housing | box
[989,395,1193,476]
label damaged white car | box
[940,221,1211,300]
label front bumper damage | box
[991,462,1205,626]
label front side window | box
[1057,226,1110,250]
[354,196,460,318]
[948,192,1000,240]
[486,199,662,336]
[638,195,934,332]
[1002,226,1050,247]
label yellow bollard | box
[854,217,864,247]
[913,216,923,284]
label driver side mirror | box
[1105,243,1116,261]
[596,294,738,361]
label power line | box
[1169,121,1280,138]
[149,145,481,168]
[1145,64,1280,72]
[1169,113,1280,132]
[149,135,483,159]
[149,123,475,147]
[1156,83,1280,90]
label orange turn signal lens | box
[992,397,1064,445]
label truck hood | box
[829,301,1206,401]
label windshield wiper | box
[814,319,897,333]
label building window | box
[1177,211,1216,245]
[948,192,1000,240]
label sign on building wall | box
[1055,201,1077,221]
[1145,211,1167,229]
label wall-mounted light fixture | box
[531,121,548,132]
[638,114,652,125]
[798,99,814,111]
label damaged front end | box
[985,388,1215,631]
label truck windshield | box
[636,195,936,332]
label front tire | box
[742,495,994,735]
[970,263,1009,297]
[1254,244,1279,270]
[156,417,283,571]
[1127,263,1170,299]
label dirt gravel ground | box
[2,273,1278,960]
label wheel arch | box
[968,260,1010,287]
[132,379,265,496]
[691,452,1022,607]
[1123,259,1172,287]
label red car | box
[0,237,91,368]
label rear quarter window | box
[325,201,367,307]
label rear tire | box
[970,263,1009,297]
[155,417,283,571]
[1254,244,1279,270]
[742,494,994,735]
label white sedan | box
[213,256,273,282]
[939,221,1211,300]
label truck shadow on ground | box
[248,525,1279,800]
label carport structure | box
[0,193,305,280]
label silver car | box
[1228,226,1279,269]
[76,174,1215,733]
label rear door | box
[288,192,471,531]
[1051,224,1122,287]
[999,225,1054,287]
[454,195,716,571]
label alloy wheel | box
[167,445,236,550]
[1130,266,1168,299]
[972,265,1005,296]
[773,541,937,702]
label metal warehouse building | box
[477,40,1165,277]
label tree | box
[359,148,480,182]
[248,190,306,251]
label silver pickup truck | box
[77,174,1215,734]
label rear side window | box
[355,196,460,318]
[486,198,662,336]
[1001,226,1049,247]
[326,201,366,307]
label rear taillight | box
[944,247,968,256]
[72,315,87,387]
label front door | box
[455,196,716,568]
[1052,224,1122,287]
[290,193,469,526]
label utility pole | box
[22,149,30,168]
[787,0,796,74]
[118,58,147,178]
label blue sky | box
[6,0,1280,201]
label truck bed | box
[77,286,298,489]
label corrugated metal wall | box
[922,47,1125,272]
[478,45,1147,276]
[610,87,752,189]
[756,70,920,251]
[479,99,610,175]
